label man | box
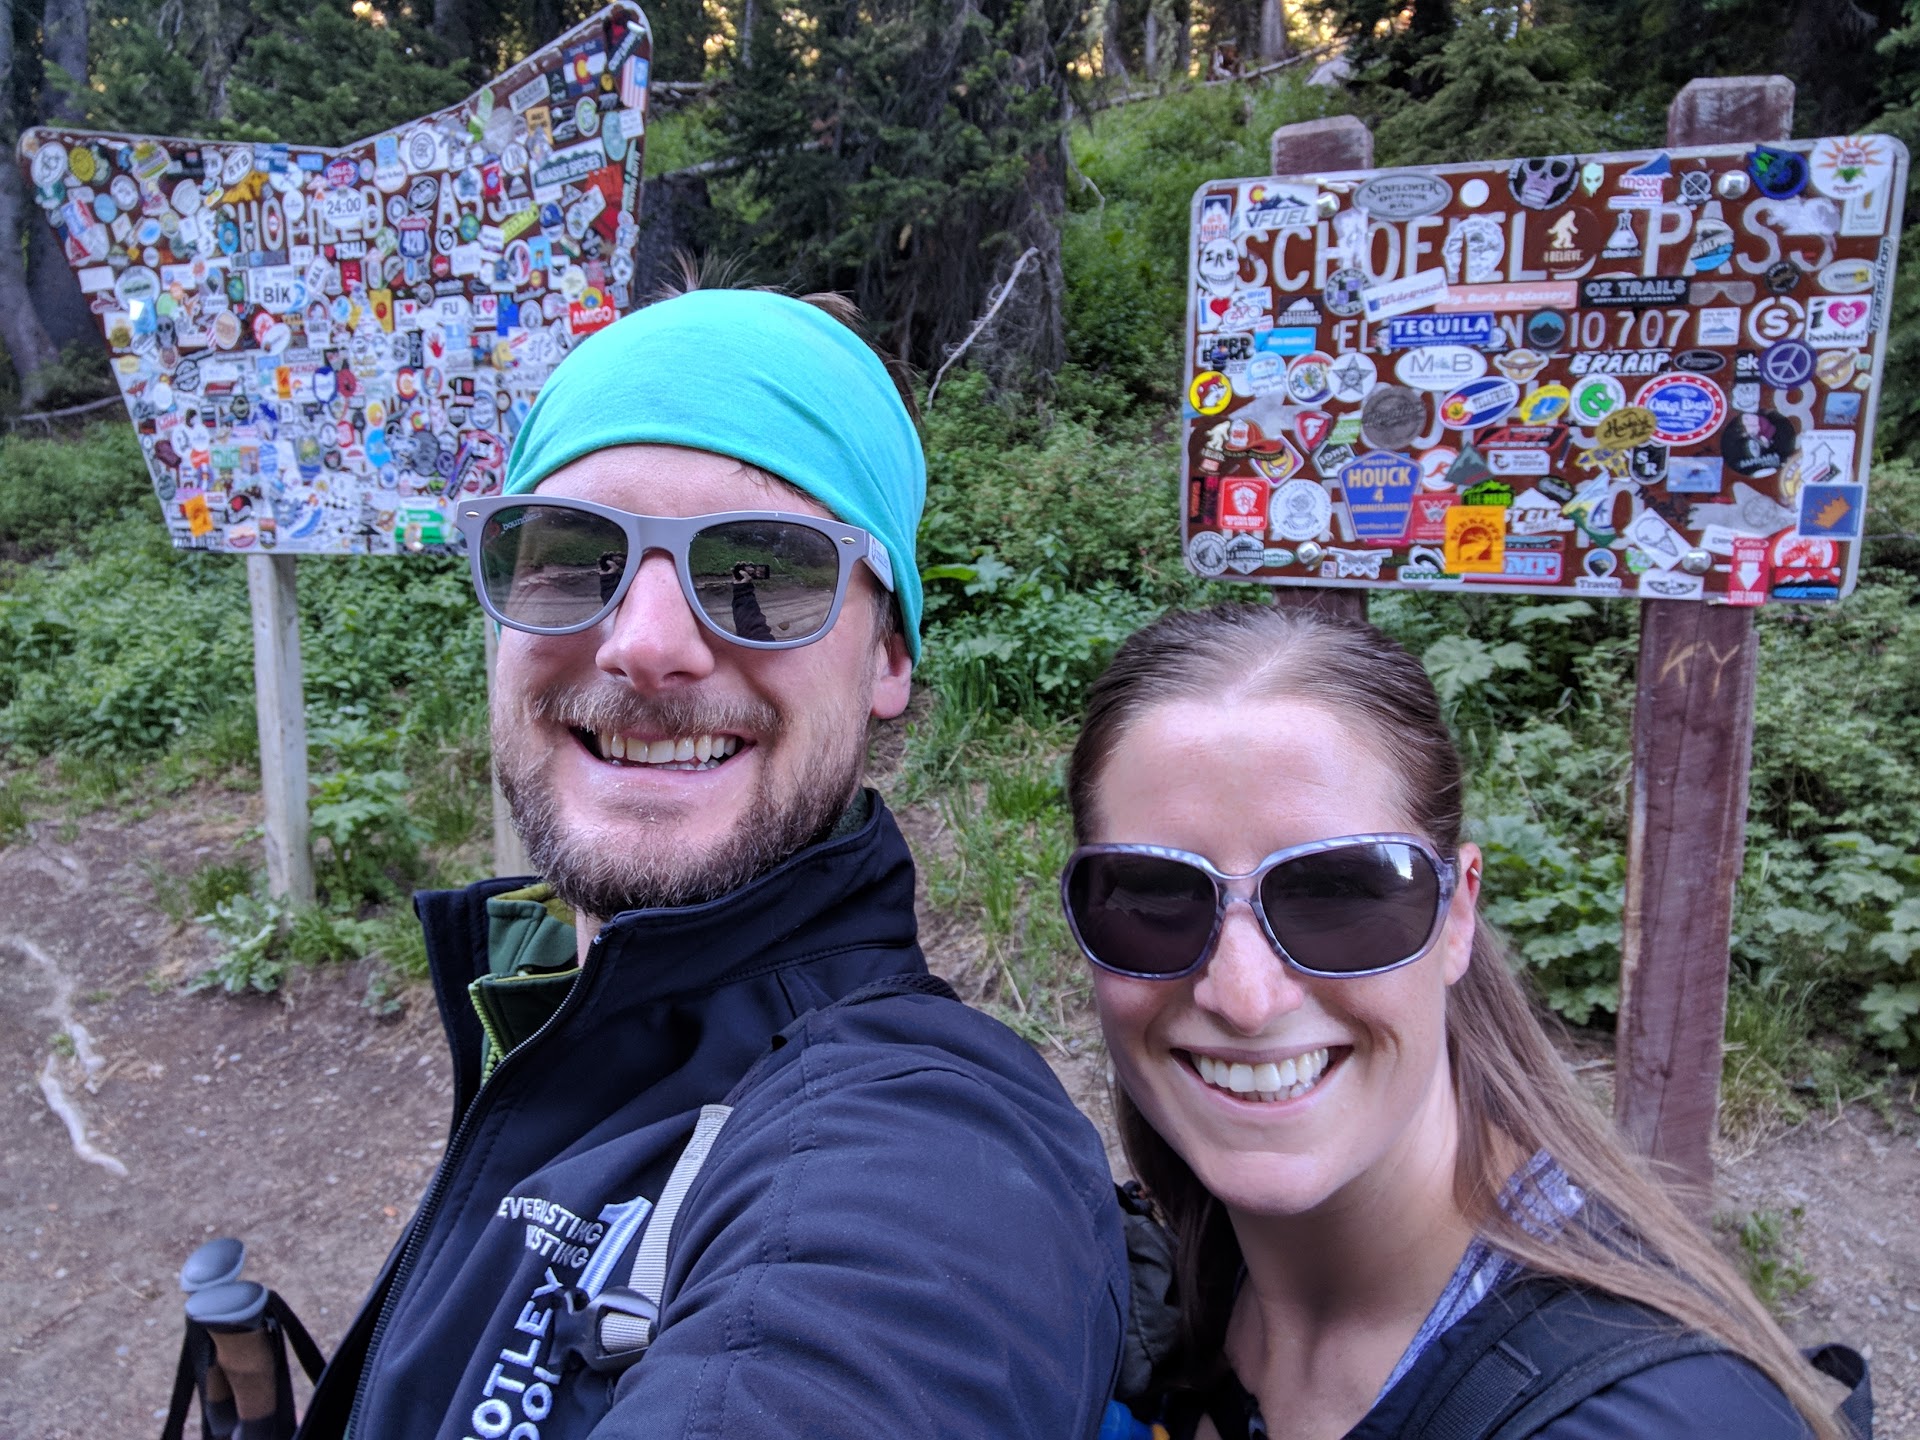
[296,287,1128,1439]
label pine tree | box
[716,0,1089,383]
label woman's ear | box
[1441,842,1482,987]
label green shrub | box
[0,423,155,560]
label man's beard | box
[494,684,866,920]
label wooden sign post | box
[246,554,315,907]
[1614,76,1794,1200]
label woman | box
[1065,603,1844,1440]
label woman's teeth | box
[594,731,742,770]
[1193,1048,1331,1103]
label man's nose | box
[1191,903,1307,1036]
[593,549,718,687]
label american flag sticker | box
[620,56,649,113]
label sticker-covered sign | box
[15,3,651,557]
[1183,136,1906,603]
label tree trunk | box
[431,0,477,64]
[740,0,757,69]
[1103,0,1128,80]
[1,0,62,407]
[27,0,99,357]
[1256,0,1289,61]
[1143,0,1160,79]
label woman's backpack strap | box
[1395,1279,1722,1440]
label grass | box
[1718,1206,1815,1316]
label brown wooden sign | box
[1183,138,1906,604]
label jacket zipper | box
[343,937,602,1439]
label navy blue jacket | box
[298,797,1128,1439]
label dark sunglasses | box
[454,495,896,649]
[1061,834,1457,981]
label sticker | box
[1188,530,1229,576]
[1416,448,1458,490]
[1746,296,1806,346]
[1340,453,1420,542]
[1615,153,1670,207]
[1727,534,1770,605]
[1569,374,1626,427]
[1269,480,1332,542]
[1798,483,1863,539]
[1444,507,1508,572]
[1322,267,1367,318]
[1442,215,1505,284]
[1595,406,1658,450]
[1383,313,1495,349]
[1696,308,1742,346]
[1772,533,1841,601]
[1223,533,1267,574]
[1509,156,1578,210]
[1687,214,1735,272]
[1667,456,1725,494]
[1525,310,1568,351]
[1295,411,1332,451]
[1805,295,1873,349]
[1634,374,1727,445]
[1809,135,1897,200]
[1237,181,1317,234]
[1534,209,1602,275]
[1438,378,1518,430]
[1518,385,1571,424]
[1747,146,1809,200]
[1395,346,1486,392]
[1190,371,1232,414]
[1641,571,1705,600]
[1495,349,1549,383]
[1673,349,1727,374]
[1759,340,1815,389]
[1360,386,1426,450]
[1509,488,1572,532]
[1286,352,1335,404]
[1579,276,1690,308]
[1721,409,1798,477]
[1797,429,1858,488]
[1219,478,1270,533]
[1626,508,1688,570]
[1320,352,1373,406]
[1362,269,1450,323]
[1356,173,1452,220]
[1432,282,1577,313]
[1251,326,1317,357]
[1817,258,1876,294]
[1822,391,1862,425]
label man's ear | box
[871,627,912,720]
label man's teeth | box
[595,731,742,769]
[1193,1048,1331,1103]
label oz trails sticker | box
[1634,374,1727,445]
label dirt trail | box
[1,793,1915,1437]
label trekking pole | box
[161,1239,326,1440]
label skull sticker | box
[1508,155,1579,210]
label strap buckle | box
[555,1284,660,1374]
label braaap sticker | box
[1579,276,1690,307]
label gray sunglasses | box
[454,494,895,649]
[1062,833,1458,981]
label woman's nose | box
[1190,902,1306,1035]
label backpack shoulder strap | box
[1392,1279,1722,1440]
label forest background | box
[4,0,1920,1145]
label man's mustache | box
[524,686,784,741]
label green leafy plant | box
[189,893,292,995]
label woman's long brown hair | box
[1067,602,1839,1438]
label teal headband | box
[504,289,925,661]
